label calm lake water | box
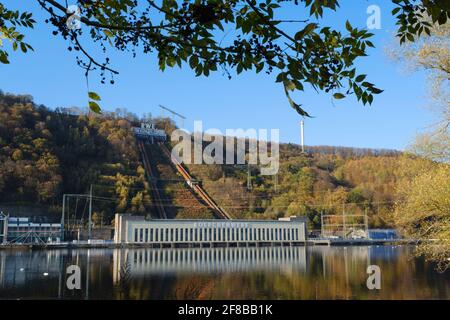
[0,245,448,300]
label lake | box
[0,245,448,299]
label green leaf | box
[355,74,366,82]
[20,42,27,53]
[0,51,9,64]
[103,30,114,38]
[239,6,248,15]
[275,72,286,83]
[345,20,352,32]
[295,23,317,41]
[167,56,176,67]
[333,93,345,100]
[284,87,311,117]
[88,91,101,101]
[189,55,198,69]
[236,63,243,74]
[406,33,415,42]
[370,87,384,94]
[88,101,101,113]
[283,79,296,91]
[391,7,400,15]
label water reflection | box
[113,246,307,281]
[0,246,448,300]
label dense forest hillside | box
[186,145,411,228]
[0,91,152,225]
[0,91,420,228]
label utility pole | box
[88,184,93,240]
[66,197,70,238]
[61,194,65,241]
[247,164,252,190]
[365,208,369,239]
[342,203,346,238]
[320,211,324,238]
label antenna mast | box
[300,120,305,153]
[159,105,187,128]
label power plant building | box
[0,212,62,244]
[114,214,307,245]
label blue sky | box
[0,1,437,150]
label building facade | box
[368,229,399,240]
[1,216,61,244]
[114,214,307,245]
[133,122,166,142]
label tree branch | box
[41,0,174,31]
[73,35,119,75]
[244,0,297,43]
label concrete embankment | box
[307,238,417,246]
[0,238,418,250]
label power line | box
[107,199,404,209]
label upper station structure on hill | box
[133,122,166,143]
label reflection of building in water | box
[0,249,112,299]
[114,215,307,245]
[309,245,402,282]
[0,250,63,287]
[0,252,4,287]
[113,246,307,282]
[311,246,371,274]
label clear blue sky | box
[1,0,437,150]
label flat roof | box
[118,215,305,223]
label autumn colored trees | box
[0,90,152,221]
[1,89,448,267]
[394,161,449,271]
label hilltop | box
[0,91,416,228]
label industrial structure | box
[137,140,168,219]
[114,214,307,246]
[159,143,232,219]
[0,212,62,244]
[368,229,399,240]
[320,212,369,239]
[0,212,7,244]
[133,119,231,220]
[133,122,166,143]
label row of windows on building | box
[8,226,61,231]
[131,247,304,266]
[132,226,302,243]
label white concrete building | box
[114,214,307,245]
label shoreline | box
[0,238,417,250]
